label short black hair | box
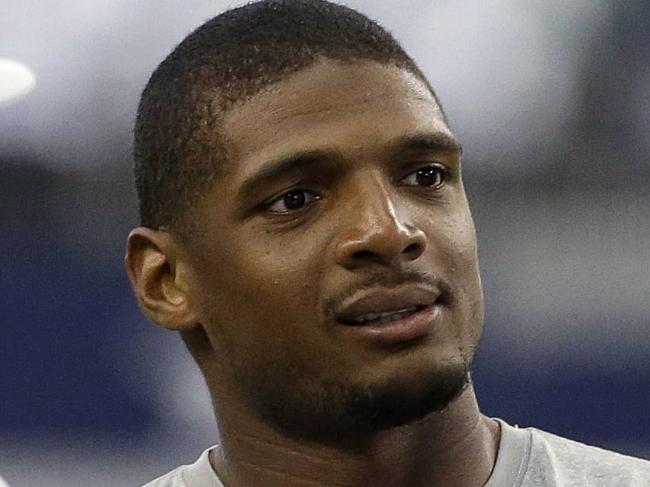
[134,0,441,236]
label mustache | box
[322,270,453,318]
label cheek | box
[237,227,324,300]
[193,227,325,349]
[429,201,479,271]
[434,209,483,324]
[448,223,479,274]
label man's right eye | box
[267,189,321,214]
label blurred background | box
[1,0,648,485]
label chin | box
[342,359,471,431]
[247,356,471,443]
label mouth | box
[334,286,444,344]
[339,304,428,326]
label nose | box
[334,176,427,270]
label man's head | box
[127,0,484,441]
[133,0,440,238]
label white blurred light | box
[0,58,36,107]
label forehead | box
[219,59,452,178]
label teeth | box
[350,306,420,325]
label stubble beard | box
[229,351,472,443]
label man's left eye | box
[401,165,447,188]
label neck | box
[210,385,499,487]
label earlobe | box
[125,227,199,331]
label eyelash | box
[400,163,448,189]
[264,164,449,215]
[266,189,321,215]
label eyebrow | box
[389,132,463,155]
[237,131,462,203]
[237,150,338,203]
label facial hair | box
[228,348,472,443]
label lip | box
[336,286,441,322]
[334,286,442,344]
[344,304,442,344]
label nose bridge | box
[358,172,408,236]
[335,170,426,267]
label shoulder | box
[528,425,650,485]
[141,466,187,487]
[140,446,224,487]
[489,419,650,487]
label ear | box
[125,227,199,331]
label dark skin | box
[126,59,499,486]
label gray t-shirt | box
[142,419,650,486]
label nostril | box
[403,242,422,258]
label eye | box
[401,165,447,189]
[267,189,320,214]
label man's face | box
[183,59,484,438]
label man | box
[125,1,650,485]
